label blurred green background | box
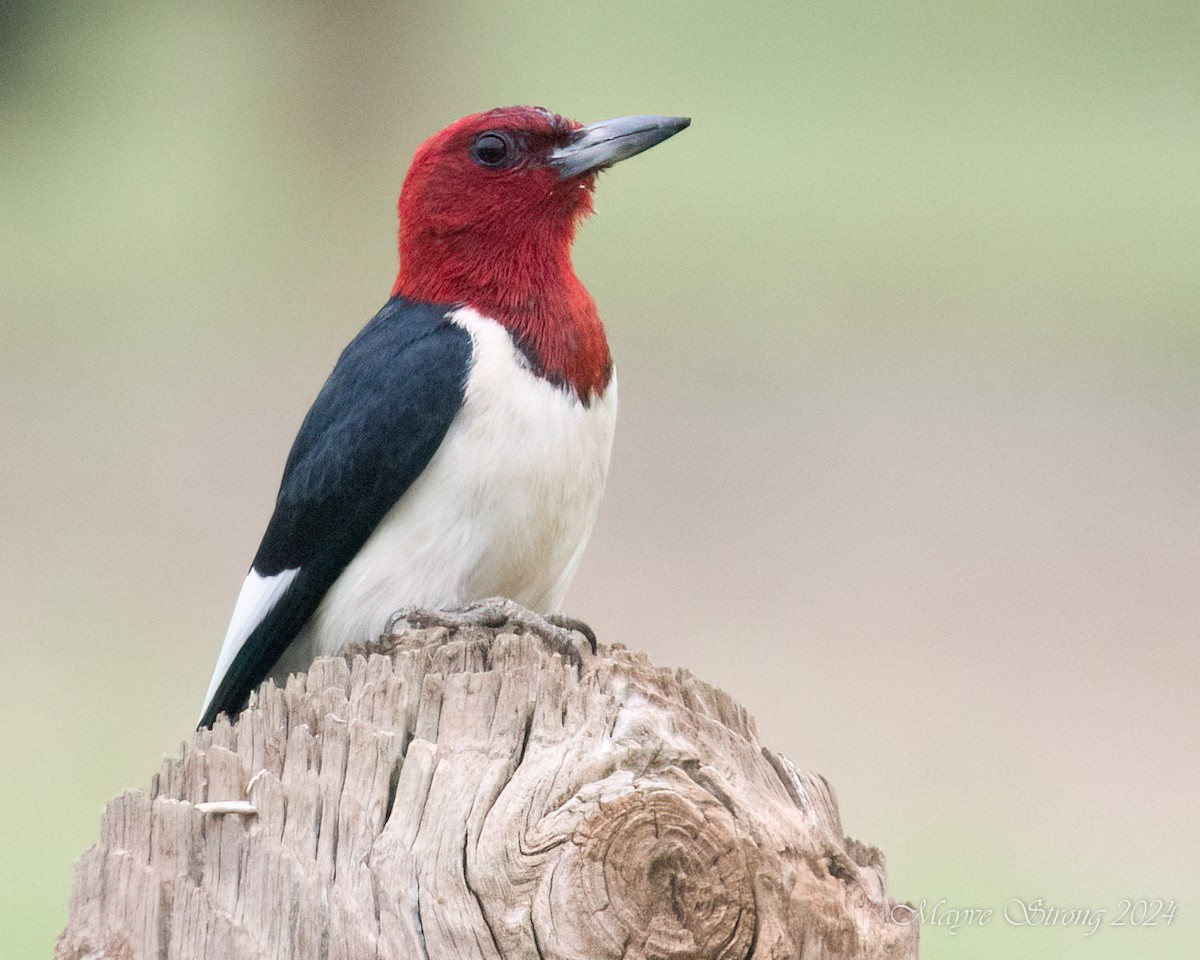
[2,1,1197,956]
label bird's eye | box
[471,132,515,168]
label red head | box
[392,106,689,398]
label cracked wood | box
[58,622,918,959]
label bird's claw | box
[386,598,597,660]
[544,612,598,653]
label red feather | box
[393,107,612,398]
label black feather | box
[199,296,471,728]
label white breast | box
[281,306,617,669]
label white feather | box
[201,567,296,719]
[272,306,618,676]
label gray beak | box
[549,114,691,178]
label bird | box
[198,106,690,728]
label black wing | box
[199,296,471,727]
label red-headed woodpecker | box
[199,107,689,728]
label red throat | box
[392,221,611,399]
[389,108,612,399]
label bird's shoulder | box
[313,296,470,413]
[252,296,473,574]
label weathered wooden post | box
[58,609,918,959]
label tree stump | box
[58,610,918,959]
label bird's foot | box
[386,598,597,660]
[543,612,597,653]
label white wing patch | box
[200,567,297,721]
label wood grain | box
[58,616,918,959]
